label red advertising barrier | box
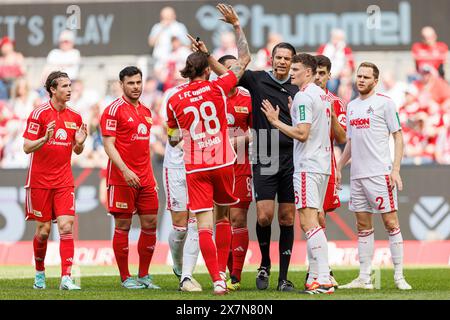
[1,241,448,266]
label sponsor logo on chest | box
[131,123,150,141]
[350,117,370,129]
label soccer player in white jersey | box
[337,62,412,290]
[261,53,334,294]
[161,85,202,292]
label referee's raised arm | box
[188,3,250,81]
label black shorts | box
[252,154,294,203]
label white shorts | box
[293,172,329,210]
[349,175,398,214]
[163,167,188,212]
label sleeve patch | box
[27,122,40,135]
[299,105,306,121]
[106,119,117,131]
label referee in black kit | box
[239,42,298,291]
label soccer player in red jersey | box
[300,55,347,289]
[23,71,87,290]
[217,54,253,291]
[167,3,250,295]
[100,66,160,289]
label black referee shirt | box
[239,70,299,162]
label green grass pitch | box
[0,265,449,300]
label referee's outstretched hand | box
[261,99,280,124]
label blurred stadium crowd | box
[0,6,449,169]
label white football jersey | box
[347,92,401,179]
[161,84,186,169]
[291,83,332,175]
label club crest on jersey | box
[227,113,235,125]
[115,202,128,209]
[55,128,68,141]
[27,122,40,135]
[145,116,153,124]
[234,106,249,114]
[64,121,77,129]
[106,119,117,131]
[138,123,148,135]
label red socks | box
[198,228,221,282]
[138,228,156,278]
[231,227,249,281]
[59,233,74,277]
[113,228,131,282]
[215,220,232,273]
[33,234,48,272]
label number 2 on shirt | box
[184,101,220,140]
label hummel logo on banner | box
[410,196,450,240]
[282,250,292,255]
[128,117,134,122]
[234,246,245,252]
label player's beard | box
[358,82,376,95]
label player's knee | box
[300,220,313,233]
[37,230,50,241]
[318,215,326,229]
[58,223,73,235]
[278,214,294,226]
[115,220,131,231]
[356,220,372,231]
[383,220,399,232]
[257,215,272,227]
[231,215,246,228]
[278,208,295,226]
[141,219,157,230]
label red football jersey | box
[327,90,347,180]
[412,42,448,71]
[100,97,155,187]
[167,71,238,174]
[226,86,252,176]
[23,101,82,189]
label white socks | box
[306,226,330,285]
[182,217,200,281]
[389,228,404,281]
[358,229,374,281]
[168,225,187,274]
[306,239,318,284]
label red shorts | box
[186,165,239,213]
[25,187,75,223]
[323,180,341,212]
[107,184,159,219]
[231,175,253,210]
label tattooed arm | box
[188,4,250,80]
